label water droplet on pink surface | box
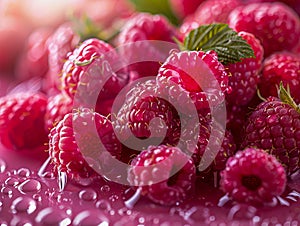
[35,207,71,225]
[227,204,257,220]
[11,197,37,214]
[32,194,42,202]
[100,185,111,193]
[95,199,112,212]
[1,186,13,198]
[16,168,31,177]
[73,210,109,226]
[10,216,33,226]
[79,188,97,201]
[5,177,19,187]
[118,207,132,216]
[109,194,119,202]
[0,158,6,173]
[18,179,42,194]
[73,176,94,187]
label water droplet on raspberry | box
[35,207,71,225]
[16,168,31,177]
[0,158,6,173]
[58,171,67,191]
[78,189,97,201]
[95,199,112,212]
[73,210,109,226]
[11,197,37,214]
[18,179,42,194]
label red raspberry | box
[169,0,205,19]
[157,50,229,112]
[117,13,177,79]
[0,92,48,150]
[113,80,180,148]
[61,38,128,116]
[220,147,287,204]
[16,28,52,82]
[180,117,236,177]
[48,108,122,179]
[128,145,196,206]
[45,93,73,131]
[228,2,300,57]
[180,0,242,37]
[242,96,300,175]
[259,52,300,103]
[46,23,80,91]
[226,31,264,106]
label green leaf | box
[183,23,255,65]
[279,82,300,113]
[128,0,179,25]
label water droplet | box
[95,200,111,212]
[58,171,67,191]
[109,210,115,216]
[16,168,31,177]
[100,185,110,193]
[118,207,132,216]
[5,177,19,187]
[124,188,142,209]
[73,210,109,226]
[10,216,33,226]
[38,157,51,177]
[138,217,145,224]
[109,194,119,202]
[18,179,42,194]
[1,186,13,198]
[73,176,94,187]
[0,158,6,173]
[11,197,37,214]
[79,189,97,201]
[32,194,42,202]
[218,194,231,207]
[227,204,257,220]
[35,207,71,225]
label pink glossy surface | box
[0,144,300,225]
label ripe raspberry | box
[220,148,287,204]
[180,0,242,37]
[259,52,300,103]
[242,91,300,175]
[113,80,180,148]
[16,27,52,82]
[180,116,236,176]
[0,92,48,150]
[47,23,80,91]
[169,0,205,19]
[128,145,196,206]
[157,50,229,112]
[45,93,73,130]
[117,13,177,79]
[228,2,300,57]
[61,38,128,116]
[226,31,264,106]
[48,108,122,179]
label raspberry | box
[61,38,128,116]
[16,27,52,82]
[242,94,300,175]
[169,0,205,19]
[128,145,196,206]
[48,108,122,179]
[180,0,242,37]
[228,2,300,57]
[259,52,300,103]
[157,50,229,112]
[47,23,80,91]
[113,80,180,148]
[220,147,287,204]
[225,31,264,106]
[45,93,73,131]
[117,13,177,79]
[0,92,48,150]
[180,116,236,176]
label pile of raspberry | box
[0,0,299,207]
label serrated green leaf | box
[128,0,179,25]
[279,82,300,113]
[183,23,255,64]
